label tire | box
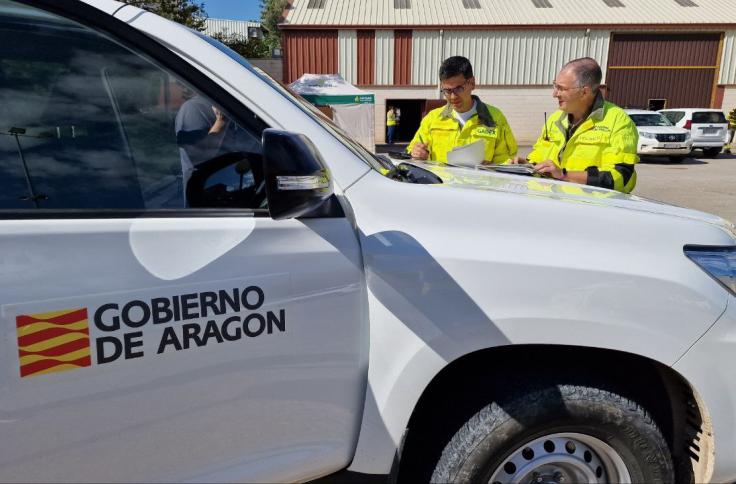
[668,156,686,163]
[430,381,674,484]
[702,147,721,158]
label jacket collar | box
[439,95,496,127]
[589,92,606,122]
[555,91,606,134]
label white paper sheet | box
[446,139,485,167]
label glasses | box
[440,81,469,97]
[552,83,583,93]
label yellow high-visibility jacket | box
[527,94,639,193]
[387,110,397,127]
[407,96,517,164]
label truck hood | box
[407,160,734,233]
[636,126,689,135]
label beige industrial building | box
[280,0,736,145]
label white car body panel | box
[3,1,736,482]
[674,295,736,483]
[345,167,732,473]
[0,217,367,482]
[635,126,692,156]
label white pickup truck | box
[1,1,735,482]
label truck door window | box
[0,1,266,212]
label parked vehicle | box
[625,109,692,162]
[660,108,729,158]
[2,1,736,483]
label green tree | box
[121,0,207,31]
[211,33,271,59]
[260,0,288,50]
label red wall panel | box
[357,30,375,86]
[607,68,715,108]
[283,30,338,83]
[393,30,412,86]
[608,33,720,67]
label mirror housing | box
[262,129,333,220]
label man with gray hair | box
[513,57,639,193]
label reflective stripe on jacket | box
[527,94,639,193]
[407,95,517,164]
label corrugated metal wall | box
[338,30,357,84]
[375,30,395,85]
[720,30,736,84]
[394,30,413,85]
[412,30,443,86]
[283,30,338,83]
[607,69,715,108]
[607,33,721,108]
[411,30,612,85]
[589,30,611,82]
[357,30,375,85]
[608,33,721,66]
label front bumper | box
[638,141,692,156]
[692,142,725,149]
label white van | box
[659,108,729,158]
[1,1,736,483]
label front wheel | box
[430,382,674,483]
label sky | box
[203,0,262,21]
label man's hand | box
[508,156,527,165]
[209,106,226,135]
[533,160,564,180]
[411,142,430,160]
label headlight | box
[684,246,736,295]
[684,131,691,140]
[640,131,656,139]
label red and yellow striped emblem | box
[16,308,91,378]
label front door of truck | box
[0,2,365,481]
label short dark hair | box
[439,56,474,80]
[562,57,602,90]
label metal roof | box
[282,0,736,27]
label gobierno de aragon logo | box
[16,308,92,378]
[15,286,286,378]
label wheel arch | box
[397,344,713,484]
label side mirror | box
[262,129,333,220]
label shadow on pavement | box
[638,156,709,165]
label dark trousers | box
[387,125,396,144]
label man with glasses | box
[512,57,638,193]
[408,56,517,164]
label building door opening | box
[385,99,423,143]
[648,99,666,111]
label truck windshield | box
[630,114,673,127]
[194,33,394,175]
